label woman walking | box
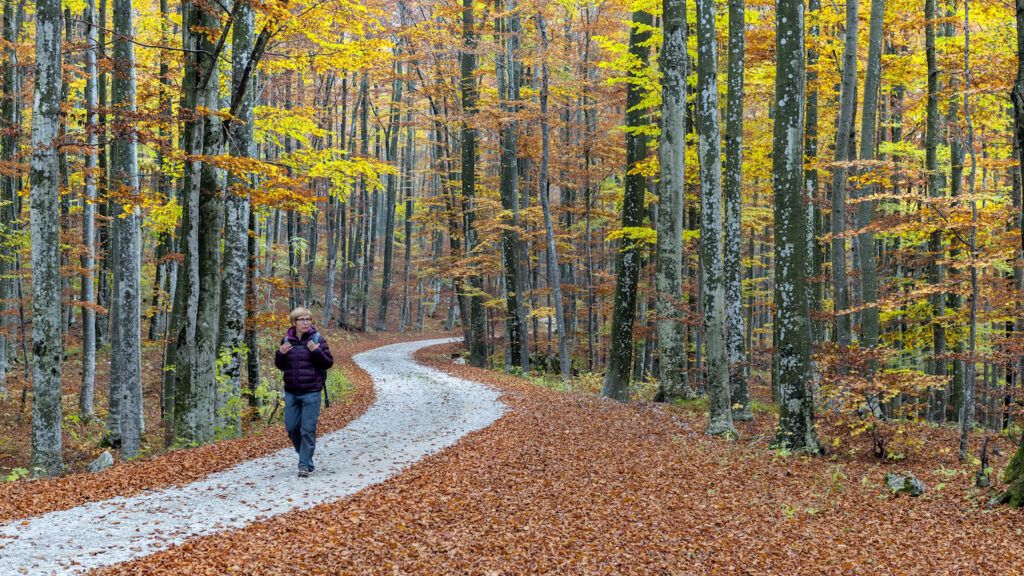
[275,307,334,477]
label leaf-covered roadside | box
[92,343,1022,575]
[0,332,441,523]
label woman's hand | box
[279,342,293,354]
[306,340,320,352]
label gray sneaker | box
[298,467,310,478]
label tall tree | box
[109,0,143,459]
[29,0,64,476]
[830,0,858,348]
[79,0,99,418]
[772,0,819,452]
[855,0,886,353]
[602,8,652,400]
[461,0,487,367]
[655,0,694,402]
[219,0,257,438]
[958,0,979,460]
[695,0,735,436]
[496,0,529,372]
[1001,0,1024,506]
[536,12,570,379]
[725,0,750,420]
[925,0,946,418]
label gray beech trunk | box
[695,0,735,437]
[602,9,652,401]
[376,59,403,331]
[79,0,99,417]
[925,0,947,418]
[958,0,979,460]
[655,0,694,402]
[772,0,819,452]
[725,0,749,420]
[110,0,143,459]
[29,0,64,476]
[218,0,256,438]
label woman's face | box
[293,314,313,335]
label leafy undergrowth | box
[0,331,447,522]
[85,342,1022,575]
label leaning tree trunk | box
[29,0,64,477]
[725,0,750,420]
[830,0,858,348]
[601,9,652,401]
[695,0,735,437]
[110,0,143,459]
[655,0,694,401]
[536,13,569,379]
[773,0,819,452]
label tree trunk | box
[695,0,735,437]
[958,0,979,460]
[602,9,652,401]
[376,59,403,331]
[461,0,487,367]
[654,0,694,402]
[773,0,819,452]
[725,0,749,420]
[109,0,143,459]
[218,0,256,439]
[79,0,99,418]
[925,0,947,419]
[536,13,569,379]
[855,0,885,353]
[830,0,858,348]
[29,0,64,476]
[496,0,529,372]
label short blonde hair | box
[288,307,313,324]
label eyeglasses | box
[296,317,313,323]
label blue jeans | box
[284,390,322,471]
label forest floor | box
[2,336,1024,574]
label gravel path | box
[0,337,504,575]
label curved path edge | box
[0,337,504,575]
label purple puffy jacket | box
[274,326,334,394]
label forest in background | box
[1,0,1024,506]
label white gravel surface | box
[0,337,504,575]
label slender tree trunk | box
[806,0,824,343]
[602,9,652,401]
[495,0,529,372]
[536,13,570,379]
[376,59,403,331]
[725,0,750,420]
[461,0,487,366]
[830,0,858,347]
[959,0,979,460]
[29,0,64,476]
[925,0,947,419]
[773,0,819,452]
[855,0,885,355]
[79,0,99,418]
